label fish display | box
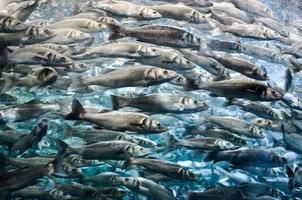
[0,0,302,199]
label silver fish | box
[111,93,209,113]
[65,99,167,133]
[0,16,27,32]
[90,0,162,19]
[108,23,202,48]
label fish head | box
[253,66,268,80]
[109,188,128,198]
[175,56,196,70]
[264,28,280,39]
[124,144,150,157]
[68,62,90,73]
[26,27,56,41]
[178,168,197,180]
[187,11,207,23]
[64,163,84,177]
[140,8,162,19]
[249,126,265,138]
[137,46,161,57]
[263,87,283,101]
[68,30,92,42]
[147,67,177,82]
[98,16,119,25]
[140,117,167,133]
[215,139,238,150]
[181,96,209,111]
[111,175,124,186]
[170,74,188,86]
[92,22,107,31]
[122,177,141,188]
[0,17,27,32]
[182,33,202,47]
[252,118,273,129]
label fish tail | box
[48,139,69,177]
[65,99,86,120]
[107,23,126,40]
[183,78,200,91]
[123,157,136,169]
[67,73,85,92]
[1,72,18,94]
[208,19,224,36]
[111,95,128,110]
[164,132,179,151]
[63,123,75,137]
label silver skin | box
[72,42,161,60]
[126,157,197,180]
[8,46,89,72]
[283,131,302,155]
[281,44,302,58]
[149,4,207,23]
[63,123,139,144]
[6,0,39,22]
[178,49,229,77]
[189,78,283,101]
[210,20,281,40]
[65,99,167,133]
[64,12,119,25]
[111,93,209,113]
[253,17,289,37]
[205,148,286,168]
[42,28,93,45]
[230,0,275,18]
[168,133,239,151]
[46,18,107,33]
[209,10,246,26]
[11,185,53,199]
[0,26,55,46]
[58,139,150,160]
[108,23,202,48]
[224,99,281,121]
[1,67,58,94]
[114,176,176,200]
[0,130,21,145]
[90,0,162,19]
[29,43,87,57]
[135,47,196,71]
[202,115,264,138]
[188,187,245,200]
[212,2,253,23]
[0,16,27,32]
[69,66,177,90]
[83,172,122,186]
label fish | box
[1,67,58,93]
[210,20,281,40]
[11,185,54,200]
[29,43,87,57]
[209,9,246,26]
[231,0,276,18]
[185,78,283,101]
[115,176,176,200]
[149,4,207,23]
[64,12,119,25]
[47,18,107,33]
[6,0,40,22]
[11,119,48,154]
[90,0,162,19]
[199,45,269,80]
[188,187,245,200]
[72,42,161,60]
[253,17,290,37]
[124,157,197,180]
[82,172,122,186]
[200,115,264,138]
[280,44,302,58]
[134,47,196,71]
[166,132,239,151]
[63,123,139,144]
[0,16,27,33]
[42,28,93,45]
[204,148,287,168]
[0,99,68,123]
[184,126,247,146]
[223,98,281,121]
[0,141,66,192]
[8,46,90,72]
[111,93,209,113]
[56,139,150,160]
[65,99,167,133]
[108,23,202,48]
[69,65,177,91]
[0,26,56,46]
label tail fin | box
[111,95,128,110]
[63,123,76,137]
[183,78,200,91]
[107,23,126,40]
[207,19,224,36]
[67,73,85,92]
[48,139,69,177]
[64,99,86,120]
[164,132,179,151]
[1,72,17,94]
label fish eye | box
[157,123,162,128]
[153,11,157,14]
[163,70,168,75]
[194,100,198,104]
[61,57,66,62]
[152,48,156,52]
[80,33,85,36]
